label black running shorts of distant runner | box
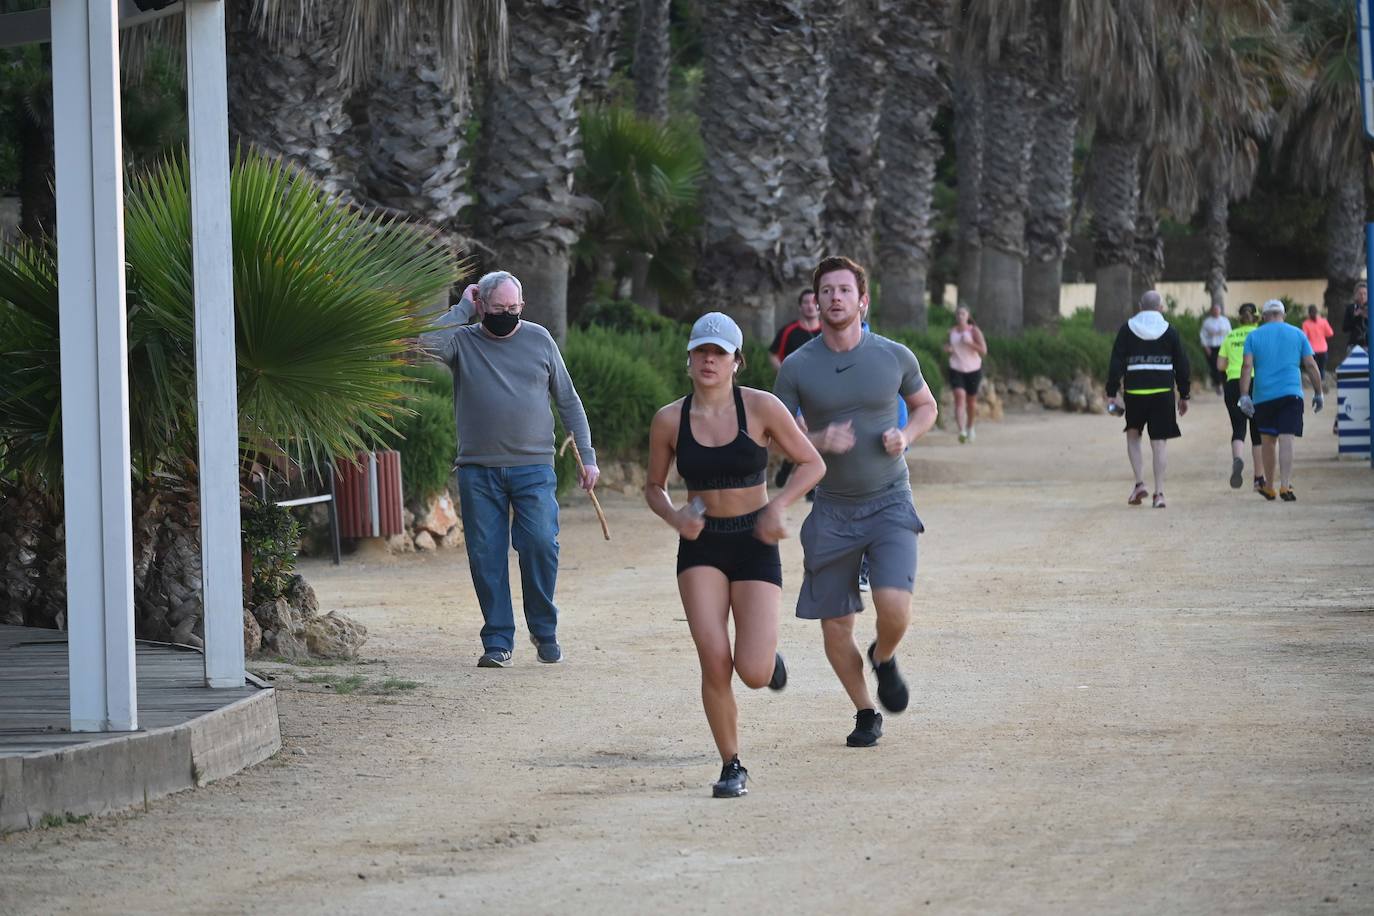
[1123,391,1181,441]
[947,367,982,395]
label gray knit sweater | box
[423,298,596,468]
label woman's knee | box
[735,657,773,690]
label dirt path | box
[4,398,1372,915]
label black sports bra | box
[675,386,769,491]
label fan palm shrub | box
[0,149,461,638]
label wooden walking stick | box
[560,434,611,540]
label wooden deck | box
[0,625,280,831]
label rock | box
[1085,392,1107,415]
[286,574,319,618]
[303,611,368,659]
[253,596,296,637]
[440,523,464,550]
[385,533,414,554]
[414,530,436,551]
[402,507,416,529]
[1031,375,1054,393]
[1006,378,1027,396]
[416,495,458,538]
[243,607,262,656]
[1039,386,1065,410]
[1066,385,1088,412]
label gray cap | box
[1262,299,1286,315]
[687,312,743,353]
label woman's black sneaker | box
[712,756,748,797]
[867,641,910,713]
[846,708,883,747]
[768,652,788,690]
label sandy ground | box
[2,396,1372,915]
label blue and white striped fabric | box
[1336,346,1370,458]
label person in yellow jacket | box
[1216,302,1263,491]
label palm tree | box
[1278,0,1367,349]
[632,0,672,122]
[696,1,819,339]
[226,0,355,197]
[951,56,984,314]
[475,0,603,344]
[0,151,460,641]
[1023,0,1078,328]
[822,0,889,272]
[776,3,845,313]
[875,0,948,329]
[958,3,1042,334]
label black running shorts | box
[947,367,983,395]
[1123,391,1181,440]
[1254,395,1304,437]
[676,510,782,585]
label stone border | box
[0,687,280,833]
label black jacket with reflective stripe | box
[1106,321,1191,399]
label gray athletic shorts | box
[796,488,924,620]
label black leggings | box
[676,510,782,585]
[1223,378,1260,445]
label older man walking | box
[1106,290,1191,509]
[1239,299,1324,502]
[426,270,599,667]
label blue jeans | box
[456,464,561,652]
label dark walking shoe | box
[846,708,884,747]
[1230,457,1244,489]
[768,652,787,691]
[868,641,910,713]
[477,649,512,668]
[529,634,564,664]
[1253,476,1266,493]
[1280,487,1296,502]
[712,756,748,798]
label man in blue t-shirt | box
[1238,299,1325,502]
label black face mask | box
[482,312,520,337]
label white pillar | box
[185,0,245,688]
[51,0,137,732]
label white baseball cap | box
[1262,299,1286,315]
[687,312,744,354]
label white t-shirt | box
[1200,315,1232,348]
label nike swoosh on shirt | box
[835,365,855,373]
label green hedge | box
[379,363,456,504]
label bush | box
[578,298,685,335]
[562,331,674,457]
[242,500,300,606]
[377,363,456,505]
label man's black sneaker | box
[868,641,910,713]
[529,634,564,663]
[712,756,748,798]
[768,652,787,691]
[846,708,883,747]
[477,648,512,668]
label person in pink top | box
[1301,304,1335,380]
[943,306,987,443]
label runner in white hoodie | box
[1105,291,1192,508]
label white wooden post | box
[51,0,138,732]
[185,0,245,688]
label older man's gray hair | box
[1138,290,1163,311]
[478,270,523,304]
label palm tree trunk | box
[1133,205,1163,302]
[696,2,815,339]
[632,0,672,123]
[822,0,888,271]
[952,64,983,313]
[476,0,600,344]
[1089,132,1140,332]
[776,3,844,318]
[360,34,472,231]
[583,1,628,107]
[226,0,354,197]
[876,0,947,330]
[1203,185,1229,312]
[1324,172,1365,354]
[1024,77,1077,328]
[974,73,1035,333]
